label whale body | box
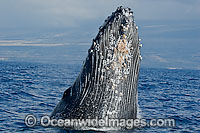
[51,7,142,121]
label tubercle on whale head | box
[97,7,134,34]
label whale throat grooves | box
[51,7,142,120]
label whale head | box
[51,6,142,121]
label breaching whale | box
[51,6,142,121]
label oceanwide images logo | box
[25,114,176,129]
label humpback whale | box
[51,6,142,123]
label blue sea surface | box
[0,61,200,132]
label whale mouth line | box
[51,6,142,124]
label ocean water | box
[0,61,199,132]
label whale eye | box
[62,87,72,99]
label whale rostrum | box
[51,7,142,120]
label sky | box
[0,0,200,69]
